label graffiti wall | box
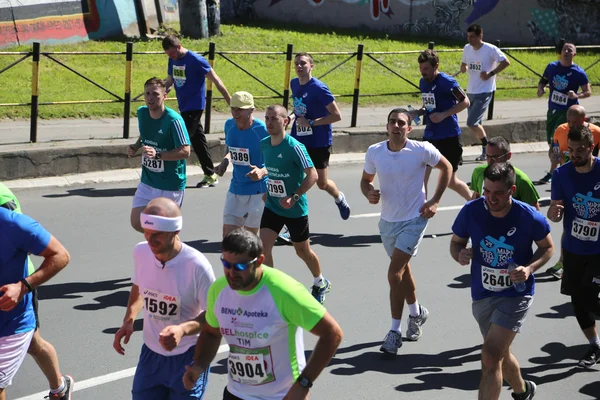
[0,0,139,47]
[232,0,600,46]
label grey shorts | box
[379,216,428,257]
[472,295,533,337]
[467,92,493,127]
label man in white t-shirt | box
[360,108,452,356]
[113,197,216,399]
[456,24,510,161]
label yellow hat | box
[231,91,255,109]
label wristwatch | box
[296,375,313,389]
[308,119,315,127]
[292,193,300,202]
[155,152,162,160]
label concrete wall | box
[231,0,600,46]
[0,0,139,48]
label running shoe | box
[578,345,600,369]
[197,174,219,188]
[538,172,552,184]
[335,192,351,220]
[545,262,563,279]
[380,330,402,355]
[276,226,292,245]
[405,305,429,341]
[311,278,331,304]
[511,380,537,400]
[475,148,486,161]
[46,375,74,400]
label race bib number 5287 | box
[142,155,164,173]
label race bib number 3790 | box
[571,217,599,242]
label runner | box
[290,52,350,219]
[547,125,600,369]
[181,228,343,399]
[163,34,231,188]
[545,104,600,279]
[418,49,472,201]
[0,182,74,400]
[259,104,332,304]
[469,136,540,209]
[214,91,268,237]
[456,24,510,161]
[361,108,452,355]
[113,197,216,399]
[0,208,71,400]
[128,77,191,233]
[451,162,554,400]
[537,42,591,184]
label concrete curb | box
[5,141,549,190]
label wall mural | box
[528,0,600,45]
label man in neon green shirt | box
[182,229,343,400]
[0,182,74,399]
[470,136,540,209]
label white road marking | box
[14,344,230,399]
[350,197,551,219]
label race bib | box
[142,155,164,173]
[228,346,275,386]
[469,62,482,72]
[230,147,250,166]
[551,91,568,106]
[172,65,186,87]
[267,179,287,198]
[571,217,599,242]
[296,125,313,137]
[142,288,180,321]
[481,266,513,292]
[422,93,436,111]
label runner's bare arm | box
[360,171,380,204]
[191,324,223,372]
[113,284,143,355]
[152,144,191,161]
[450,234,470,265]
[454,62,467,76]
[165,75,174,94]
[547,200,565,222]
[295,167,318,195]
[206,69,231,105]
[23,236,70,290]
[429,156,452,204]
[537,76,549,96]
[316,101,342,125]
[576,82,591,99]
[523,233,554,275]
[159,311,207,352]
[300,312,343,383]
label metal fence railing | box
[1,40,598,143]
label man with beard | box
[182,229,343,400]
[548,125,600,369]
[113,197,216,399]
[127,78,191,233]
[450,162,554,400]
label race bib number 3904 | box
[142,155,164,173]
[571,217,599,242]
[551,91,568,106]
[267,179,287,198]
[228,346,275,386]
[142,288,180,321]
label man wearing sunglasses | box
[547,125,600,369]
[258,104,332,305]
[183,229,343,400]
[451,162,554,400]
[469,136,540,210]
[113,197,216,400]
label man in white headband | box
[113,197,216,399]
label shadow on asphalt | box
[536,302,573,319]
[43,187,137,198]
[423,232,453,239]
[580,380,600,399]
[102,318,143,335]
[309,233,381,247]
[447,273,471,289]
[74,290,131,311]
[186,239,223,254]
[37,278,131,300]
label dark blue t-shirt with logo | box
[452,198,551,301]
[419,72,462,140]
[0,208,51,337]
[543,61,588,111]
[551,158,600,255]
[168,50,212,112]
[290,77,335,148]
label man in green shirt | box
[127,77,191,233]
[470,136,540,209]
[0,182,74,400]
[248,104,332,304]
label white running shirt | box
[461,42,507,94]
[364,139,441,222]
[132,242,216,356]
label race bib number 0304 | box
[571,217,599,242]
[267,179,287,198]
[481,266,513,292]
[551,91,568,106]
[142,155,164,173]
[229,147,250,166]
[228,345,275,386]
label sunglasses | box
[220,256,258,271]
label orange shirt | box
[553,122,600,165]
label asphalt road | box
[8,153,600,400]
